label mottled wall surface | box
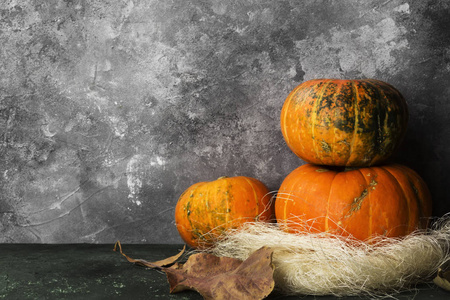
[1,0,449,243]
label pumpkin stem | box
[217,176,229,180]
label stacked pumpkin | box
[276,79,432,241]
[175,78,432,248]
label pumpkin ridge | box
[404,165,432,226]
[325,171,339,232]
[283,170,302,224]
[329,84,342,166]
[198,184,206,235]
[370,80,400,166]
[407,178,427,228]
[281,82,310,149]
[208,182,218,236]
[281,86,299,146]
[280,99,290,145]
[346,80,360,166]
[389,164,431,229]
[365,80,384,165]
[362,168,378,237]
[185,190,196,238]
[311,79,333,165]
[378,165,414,233]
[243,177,259,218]
[368,80,408,165]
[365,167,375,239]
[216,179,225,228]
[296,84,314,157]
[279,166,310,226]
[186,187,204,243]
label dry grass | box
[210,216,450,298]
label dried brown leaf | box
[113,242,275,299]
[113,241,185,269]
[165,246,275,300]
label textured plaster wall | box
[1,0,449,243]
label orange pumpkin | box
[175,176,274,248]
[280,79,408,166]
[275,164,432,241]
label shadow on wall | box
[392,75,450,218]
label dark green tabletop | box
[1,243,449,299]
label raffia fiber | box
[210,217,450,298]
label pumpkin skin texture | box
[280,79,409,166]
[275,164,432,242]
[175,176,273,249]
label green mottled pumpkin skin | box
[175,176,273,249]
[281,79,409,166]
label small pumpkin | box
[175,176,274,249]
[275,163,432,241]
[280,79,408,166]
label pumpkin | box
[280,79,409,166]
[175,176,274,248]
[275,163,432,241]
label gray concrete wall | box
[1,0,449,243]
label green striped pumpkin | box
[280,79,409,166]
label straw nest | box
[210,216,450,298]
